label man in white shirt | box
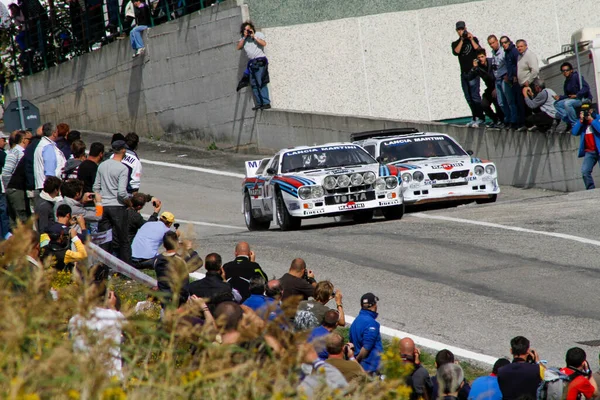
[33,122,66,191]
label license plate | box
[325,191,375,205]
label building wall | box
[262,0,600,121]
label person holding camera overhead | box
[236,21,271,111]
[571,104,600,189]
[467,48,505,128]
[127,192,162,243]
[452,21,485,128]
[130,210,177,269]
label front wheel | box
[244,192,271,231]
[476,194,497,204]
[275,190,301,231]
[381,204,405,220]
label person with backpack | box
[497,336,544,400]
[559,347,598,400]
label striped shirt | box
[2,145,25,191]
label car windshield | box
[281,145,376,173]
[379,135,467,163]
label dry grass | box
[0,225,419,399]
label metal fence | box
[5,0,223,78]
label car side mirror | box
[467,150,474,156]
[376,156,384,163]
[266,168,276,175]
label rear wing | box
[351,128,420,142]
[245,158,271,177]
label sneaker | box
[138,47,145,55]
[528,126,539,132]
[466,120,475,127]
[495,122,506,129]
[472,118,485,128]
[252,105,261,111]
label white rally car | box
[242,143,404,231]
[352,129,500,205]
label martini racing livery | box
[352,129,499,205]
[242,143,404,231]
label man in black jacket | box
[223,241,268,302]
[127,192,161,243]
[186,253,234,312]
[467,49,505,128]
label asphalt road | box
[85,131,600,366]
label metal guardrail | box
[88,242,157,287]
[4,0,223,79]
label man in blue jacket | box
[501,36,525,130]
[555,62,593,132]
[349,292,382,374]
[572,106,600,189]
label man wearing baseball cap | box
[349,292,383,374]
[131,210,176,269]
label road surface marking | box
[412,213,600,247]
[141,214,244,230]
[141,159,245,178]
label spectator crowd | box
[2,123,600,399]
[452,21,593,134]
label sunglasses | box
[500,41,508,44]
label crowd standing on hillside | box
[3,123,600,398]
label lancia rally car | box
[352,129,500,205]
[242,143,404,231]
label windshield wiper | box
[397,157,427,163]
[284,166,320,173]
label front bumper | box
[402,176,500,204]
[286,188,403,218]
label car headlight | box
[401,172,412,183]
[350,173,364,186]
[337,174,350,188]
[311,185,324,198]
[374,178,386,190]
[413,171,424,182]
[298,186,312,200]
[323,175,337,190]
[474,165,484,176]
[485,165,496,175]
[363,171,376,184]
[385,176,398,189]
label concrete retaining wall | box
[251,110,592,192]
[11,0,258,147]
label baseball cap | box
[455,21,466,30]
[111,140,127,151]
[361,292,379,307]
[160,211,175,224]
[0,132,9,139]
[45,223,69,237]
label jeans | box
[509,82,525,126]
[555,98,584,125]
[98,206,131,264]
[130,25,148,50]
[495,79,512,124]
[0,194,10,239]
[581,151,599,190]
[460,73,483,120]
[482,89,504,123]
[249,62,270,106]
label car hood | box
[280,164,382,185]
[392,156,491,171]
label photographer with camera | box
[560,347,598,399]
[41,205,88,271]
[280,258,317,301]
[325,332,368,383]
[497,336,544,400]
[130,211,177,269]
[521,78,558,133]
[452,21,484,128]
[572,104,600,189]
[294,281,345,331]
[127,192,161,243]
[54,179,103,228]
[236,21,271,111]
[467,48,505,128]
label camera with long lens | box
[462,30,469,39]
[581,101,592,121]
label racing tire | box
[275,189,301,231]
[381,204,405,220]
[476,194,498,204]
[243,192,271,231]
[352,209,374,224]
